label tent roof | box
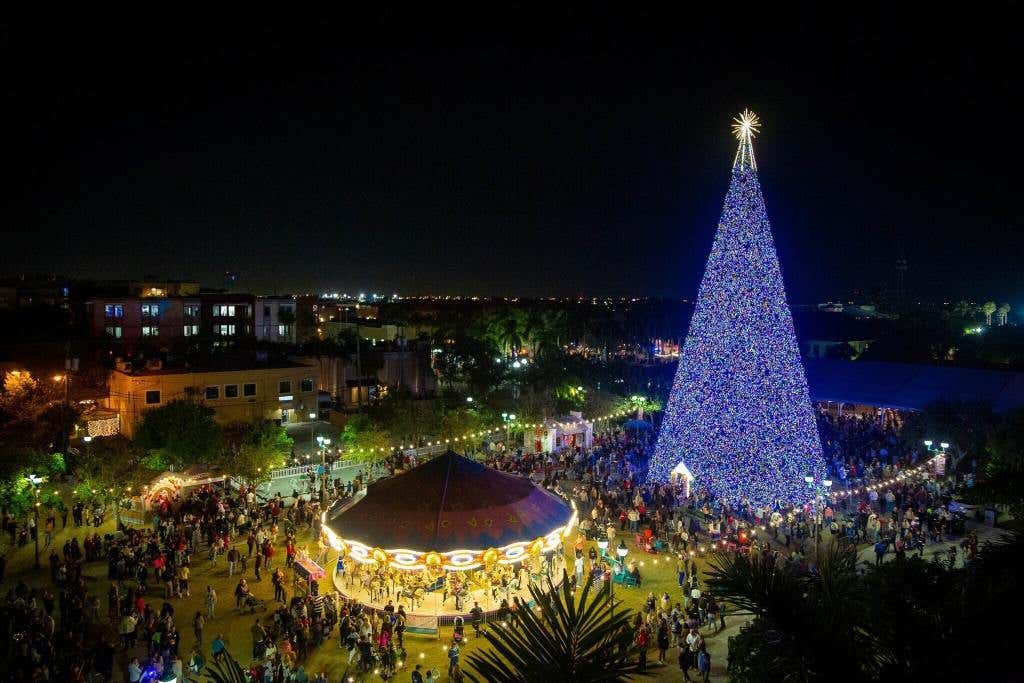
[325,451,572,552]
[804,359,1024,413]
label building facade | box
[105,362,321,437]
[86,292,256,352]
[255,296,297,344]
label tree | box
[649,112,825,505]
[439,407,487,443]
[199,650,249,683]
[997,302,1011,325]
[135,397,224,470]
[905,399,996,473]
[707,540,881,681]
[221,421,293,486]
[983,301,997,326]
[0,452,66,520]
[970,406,1024,517]
[0,370,75,457]
[339,414,392,462]
[368,389,441,445]
[464,572,642,682]
[72,435,146,510]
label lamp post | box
[318,437,332,502]
[27,473,45,569]
[804,475,833,544]
[613,540,628,621]
[309,411,317,453]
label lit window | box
[184,303,200,318]
[300,377,314,392]
[145,390,161,405]
[105,326,123,338]
[142,326,159,337]
[104,304,124,318]
[278,380,292,395]
[224,384,238,398]
[243,383,257,397]
[213,304,236,317]
[141,303,160,317]
[205,386,219,400]
[183,324,199,337]
[214,324,236,336]
[278,324,289,337]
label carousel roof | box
[325,451,573,553]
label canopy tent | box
[323,451,575,571]
[121,467,228,525]
[528,411,594,454]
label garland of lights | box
[650,111,826,506]
[295,409,632,463]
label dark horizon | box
[5,15,1021,307]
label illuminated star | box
[731,109,761,141]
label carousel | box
[322,451,576,623]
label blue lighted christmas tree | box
[650,110,825,506]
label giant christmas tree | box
[650,111,825,506]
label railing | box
[267,441,458,481]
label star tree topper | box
[731,109,760,171]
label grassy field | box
[1,493,738,681]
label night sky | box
[5,15,1020,303]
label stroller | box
[452,616,465,644]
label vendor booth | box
[528,411,593,454]
[121,467,228,526]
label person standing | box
[635,626,648,673]
[193,611,205,646]
[676,556,687,589]
[227,546,239,577]
[447,641,461,677]
[697,641,711,683]
[205,585,217,619]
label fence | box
[267,441,453,481]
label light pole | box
[613,540,628,621]
[317,436,332,502]
[28,473,45,569]
[804,475,833,544]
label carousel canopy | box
[325,451,572,553]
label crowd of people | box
[0,403,980,682]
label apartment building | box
[86,292,256,352]
[255,296,297,344]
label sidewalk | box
[854,519,1007,568]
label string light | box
[651,111,825,506]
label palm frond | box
[464,571,643,683]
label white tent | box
[528,411,593,454]
[671,460,694,497]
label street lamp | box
[610,540,628,620]
[318,437,332,502]
[466,396,474,403]
[27,473,45,569]
[597,538,609,557]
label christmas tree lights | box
[650,111,825,506]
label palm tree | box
[464,571,643,682]
[705,539,883,681]
[982,301,997,326]
[997,302,1011,325]
[199,650,248,682]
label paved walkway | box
[855,518,1007,568]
